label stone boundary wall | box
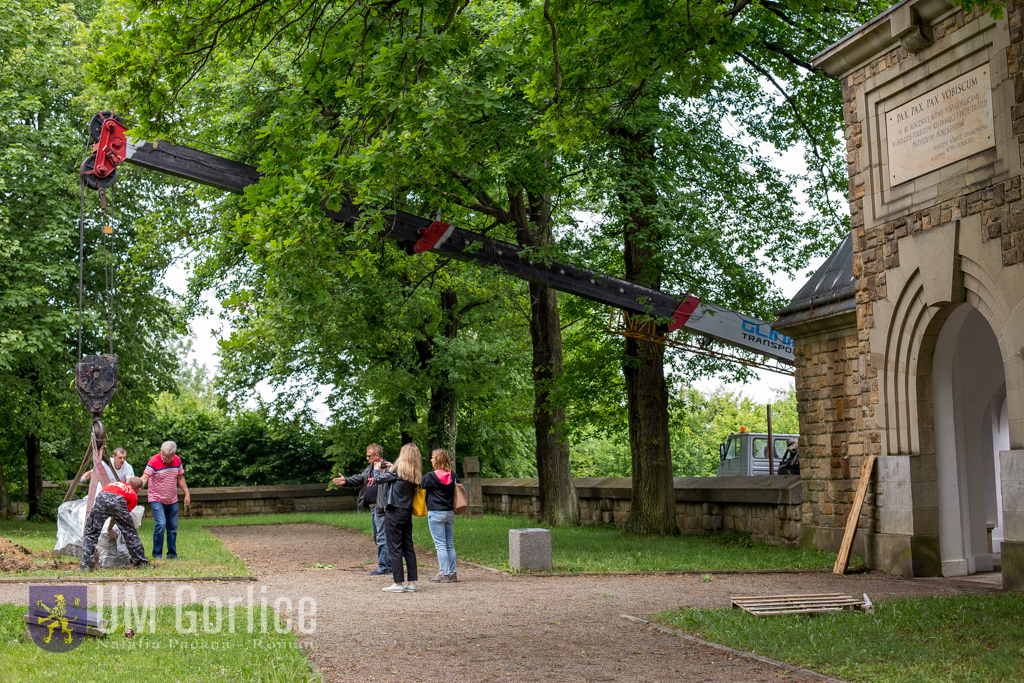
[482,476,804,546]
[37,479,801,546]
[22,482,357,519]
[137,483,357,518]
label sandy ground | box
[0,523,1002,682]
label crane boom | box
[82,113,794,367]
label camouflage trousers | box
[79,492,147,569]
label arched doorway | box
[931,304,1007,576]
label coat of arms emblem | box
[27,585,88,652]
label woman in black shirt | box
[375,443,422,592]
[421,448,458,583]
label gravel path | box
[0,523,999,682]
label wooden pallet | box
[731,593,870,617]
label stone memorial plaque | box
[886,65,994,185]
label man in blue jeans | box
[141,441,190,559]
[333,444,390,575]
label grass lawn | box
[0,518,249,578]
[0,603,318,682]
[203,511,851,572]
[2,511,854,577]
[653,593,1024,683]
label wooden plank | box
[741,606,851,618]
[742,602,860,611]
[732,593,848,601]
[749,607,847,617]
[737,599,861,609]
[735,595,858,602]
[834,453,877,575]
[733,598,860,610]
[734,596,859,604]
[31,605,107,629]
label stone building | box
[775,0,1024,589]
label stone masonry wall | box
[136,483,357,519]
[19,482,356,520]
[42,479,800,544]
[792,328,867,538]
[482,479,803,546]
[827,3,1024,543]
[172,494,355,518]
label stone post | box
[462,456,484,516]
[1000,450,1024,590]
[509,528,553,571]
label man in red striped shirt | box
[141,441,191,559]
[79,478,149,571]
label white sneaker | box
[404,583,416,592]
[382,583,406,593]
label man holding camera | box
[334,444,391,575]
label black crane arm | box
[81,112,795,366]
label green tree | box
[210,238,538,475]
[88,0,585,524]
[571,385,798,478]
[87,0,888,535]
[1,0,187,518]
[516,0,887,532]
[145,359,333,486]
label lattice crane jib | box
[77,112,797,393]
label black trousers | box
[384,506,417,583]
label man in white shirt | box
[83,447,134,483]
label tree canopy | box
[0,0,906,524]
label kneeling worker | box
[79,477,150,571]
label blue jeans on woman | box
[150,501,178,559]
[427,510,456,575]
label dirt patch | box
[0,537,35,572]
[0,537,77,573]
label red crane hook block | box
[80,112,128,190]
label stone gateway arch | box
[775,0,1024,589]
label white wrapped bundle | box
[54,498,145,567]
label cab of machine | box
[717,431,798,476]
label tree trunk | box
[0,452,14,519]
[27,434,43,519]
[614,126,678,535]
[511,187,580,526]
[400,404,417,446]
[622,335,676,534]
[527,281,580,526]
[427,289,459,455]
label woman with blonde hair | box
[374,443,422,592]
[420,448,459,582]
